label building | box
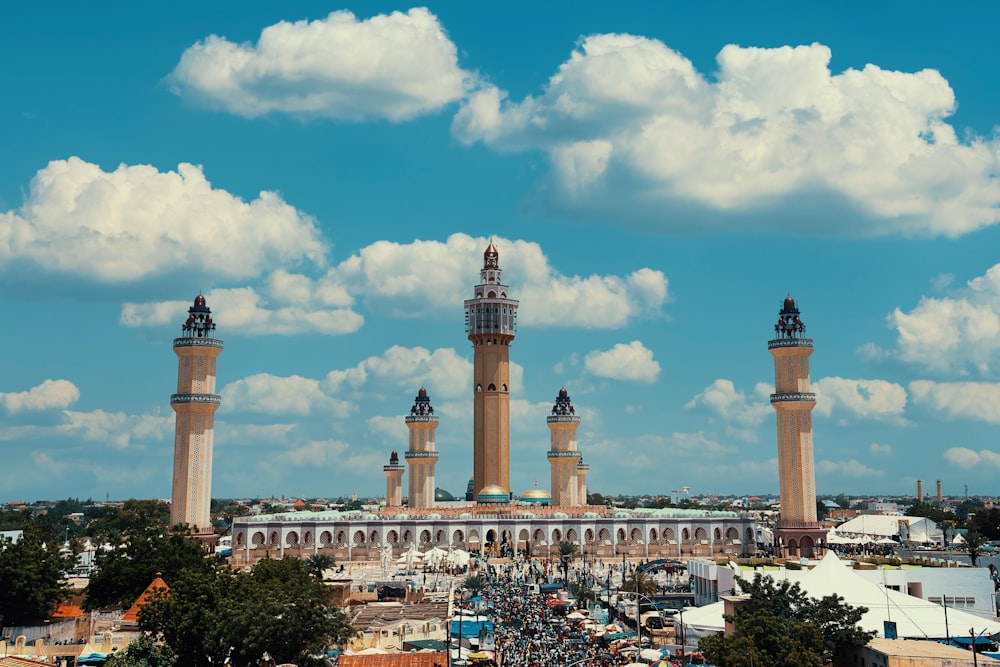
[169,295,222,537]
[769,296,826,557]
[230,243,756,563]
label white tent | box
[678,552,1000,640]
[836,515,942,544]
[424,546,449,565]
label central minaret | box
[170,295,222,535]
[547,388,582,507]
[464,242,518,501]
[405,388,439,508]
[769,296,825,558]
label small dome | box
[783,296,796,310]
[583,511,601,519]
[614,511,632,518]
[434,488,457,502]
[477,484,510,504]
[395,513,410,520]
[458,512,472,519]
[427,513,442,520]
[553,512,569,519]
[558,387,568,398]
[194,294,207,307]
[520,488,552,505]
[418,387,428,397]
[520,512,536,519]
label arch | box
[336,530,347,547]
[695,527,708,542]
[435,529,446,544]
[630,528,643,544]
[551,528,563,544]
[566,529,579,543]
[420,530,432,545]
[786,538,800,558]
[488,383,496,391]
[486,529,497,544]
[369,530,381,546]
[285,531,299,547]
[251,532,265,547]
[487,290,497,298]
[452,529,465,545]
[303,531,313,546]
[387,530,399,545]
[663,528,676,543]
[235,532,245,547]
[402,529,413,546]
[532,528,546,545]
[681,528,691,542]
[584,528,595,544]
[745,527,755,545]
[726,527,740,541]
[616,528,626,542]
[502,384,507,392]
[518,528,530,544]
[598,528,612,545]
[476,384,483,392]
[713,528,722,541]
[500,292,506,297]
[352,530,365,546]
[468,529,480,544]
[320,531,333,547]
[800,535,816,558]
[269,531,280,547]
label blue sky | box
[2,2,1000,502]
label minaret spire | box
[405,387,439,508]
[547,387,582,506]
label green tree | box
[904,502,957,527]
[964,529,987,566]
[0,525,75,627]
[568,581,596,607]
[85,527,212,610]
[968,508,1000,541]
[699,575,874,667]
[462,574,484,595]
[622,570,657,597]
[105,633,176,667]
[141,557,353,667]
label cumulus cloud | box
[816,459,885,478]
[909,380,1000,423]
[884,264,1000,375]
[686,379,771,427]
[943,447,1000,470]
[869,442,893,456]
[584,341,660,383]
[0,379,80,412]
[0,158,324,283]
[122,279,363,336]
[59,410,173,450]
[221,374,356,417]
[170,8,475,121]
[122,234,666,334]
[453,36,1000,236]
[812,376,907,422]
[324,345,475,399]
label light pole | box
[971,626,988,667]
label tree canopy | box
[0,524,75,627]
[699,575,874,667]
[141,557,353,667]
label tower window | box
[502,384,507,392]
[476,384,482,392]
[488,383,496,391]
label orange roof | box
[51,602,85,619]
[0,658,54,666]
[338,653,447,667]
[122,573,169,623]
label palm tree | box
[964,529,987,566]
[568,581,596,608]
[622,570,657,597]
[558,541,579,561]
[305,553,335,580]
[463,574,484,595]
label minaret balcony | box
[547,415,581,424]
[405,415,439,424]
[170,393,222,406]
[547,450,582,460]
[383,464,405,473]
[767,338,813,350]
[404,451,439,459]
[769,392,816,404]
[174,337,224,349]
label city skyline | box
[2,3,1000,501]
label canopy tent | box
[677,552,1000,640]
[836,515,942,544]
[424,546,449,565]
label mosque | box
[177,243,760,563]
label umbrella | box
[605,623,624,632]
[640,648,663,661]
[77,653,109,665]
[567,611,587,619]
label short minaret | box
[464,242,518,501]
[170,295,222,535]
[937,480,943,504]
[576,458,589,506]
[383,451,404,508]
[547,388,582,507]
[769,296,826,558]
[917,479,923,503]
[405,388,439,509]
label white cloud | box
[685,379,771,427]
[909,380,1000,423]
[812,376,907,422]
[58,410,173,450]
[885,264,1000,375]
[121,234,666,335]
[816,459,885,478]
[324,345,474,399]
[169,8,475,121]
[453,37,1000,236]
[122,280,363,336]
[584,341,660,383]
[0,379,80,412]
[869,442,893,456]
[0,158,324,282]
[330,233,667,328]
[943,447,1000,470]
[221,374,356,417]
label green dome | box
[434,487,457,502]
[520,488,552,505]
[477,484,510,504]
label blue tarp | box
[450,620,494,636]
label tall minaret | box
[547,388,582,507]
[383,451,404,507]
[405,388,439,508]
[464,241,518,501]
[769,296,826,558]
[170,295,222,535]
